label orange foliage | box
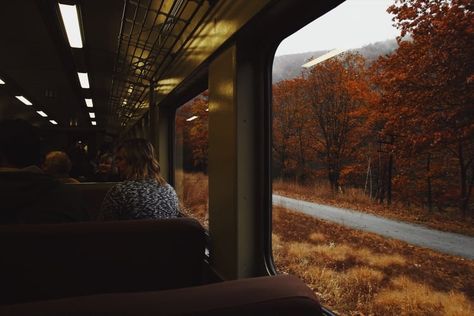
[273,53,376,190]
[273,78,314,182]
[272,0,473,215]
[372,0,474,214]
[176,91,209,172]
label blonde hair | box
[43,151,72,176]
[117,139,165,185]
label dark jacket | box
[0,170,88,224]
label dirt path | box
[273,194,474,259]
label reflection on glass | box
[175,91,209,228]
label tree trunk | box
[378,157,386,204]
[387,153,393,205]
[427,154,433,213]
[458,142,468,217]
[365,156,371,195]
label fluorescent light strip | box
[58,3,83,48]
[36,111,48,117]
[186,115,198,122]
[49,120,58,125]
[77,72,90,88]
[89,112,95,118]
[15,96,32,105]
[91,121,97,126]
[0,78,5,85]
[85,98,93,107]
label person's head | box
[0,119,41,168]
[114,139,165,184]
[97,153,113,173]
[43,151,73,177]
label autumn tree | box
[272,78,314,182]
[175,91,209,173]
[305,52,376,192]
[372,0,474,215]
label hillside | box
[272,38,398,82]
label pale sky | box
[275,0,400,56]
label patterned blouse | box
[99,179,180,220]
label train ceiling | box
[0,0,216,135]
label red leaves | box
[372,0,474,214]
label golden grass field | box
[180,173,474,315]
[177,171,209,228]
[273,206,474,315]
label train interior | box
[0,0,348,315]
[2,0,473,315]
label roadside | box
[273,180,474,236]
[273,194,474,259]
[273,206,474,315]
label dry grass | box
[374,276,474,315]
[309,232,326,242]
[273,178,373,206]
[179,174,474,314]
[176,171,209,228]
[273,206,474,315]
[273,179,474,236]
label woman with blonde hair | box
[99,139,180,220]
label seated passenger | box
[0,119,88,224]
[92,153,120,182]
[43,151,80,184]
[68,141,94,182]
[99,139,180,220]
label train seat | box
[0,274,323,316]
[0,218,206,305]
[66,182,118,219]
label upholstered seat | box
[0,275,323,316]
[0,218,206,305]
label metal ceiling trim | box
[108,0,213,129]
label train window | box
[175,90,209,228]
[271,0,473,315]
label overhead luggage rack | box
[108,0,214,129]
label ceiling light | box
[49,120,58,125]
[15,96,32,105]
[36,111,48,117]
[302,48,346,68]
[85,98,93,107]
[58,3,83,48]
[0,78,5,84]
[91,121,97,126]
[186,115,198,122]
[89,112,95,118]
[77,72,90,88]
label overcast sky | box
[275,0,400,56]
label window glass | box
[272,1,474,314]
[175,90,209,228]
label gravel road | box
[273,194,474,260]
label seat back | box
[0,218,206,305]
[66,182,117,219]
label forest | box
[176,0,473,217]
